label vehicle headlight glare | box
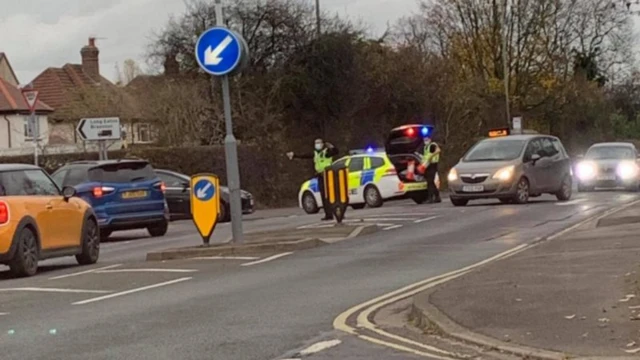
[447,168,458,182]
[493,165,514,181]
[617,161,638,179]
[576,161,596,180]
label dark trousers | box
[317,173,333,219]
[426,163,441,202]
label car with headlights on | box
[574,142,639,192]
[447,131,572,206]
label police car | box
[298,124,441,213]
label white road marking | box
[364,213,430,217]
[49,264,123,280]
[0,287,110,294]
[72,277,192,305]
[382,225,403,231]
[299,339,342,355]
[414,216,439,223]
[556,199,587,206]
[0,312,9,316]
[363,217,418,222]
[241,252,293,266]
[191,256,259,260]
[95,268,198,273]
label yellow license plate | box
[122,190,148,199]
[404,183,427,191]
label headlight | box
[447,168,458,182]
[576,161,596,180]
[493,165,514,181]
[617,161,639,179]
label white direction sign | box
[77,117,121,141]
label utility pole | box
[502,0,511,128]
[315,0,321,36]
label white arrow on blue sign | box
[195,26,246,76]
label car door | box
[23,169,82,249]
[157,172,190,217]
[347,156,365,201]
[522,138,548,192]
[543,137,567,191]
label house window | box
[137,123,151,143]
[23,116,37,140]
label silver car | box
[574,142,640,192]
[447,134,573,206]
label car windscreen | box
[463,139,526,162]
[585,146,635,160]
[89,162,156,183]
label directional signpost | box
[76,117,121,160]
[21,88,39,165]
[195,0,250,244]
[190,173,221,246]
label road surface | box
[0,191,635,360]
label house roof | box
[0,52,19,85]
[0,77,53,114]
[31,63,139,121]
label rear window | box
[89,162,156,183]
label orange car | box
[0,164,99,277]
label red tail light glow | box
[92,186,115,198]
[160,182,166,193]
[0,201,9,224]
[405,127,415,137]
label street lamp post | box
[315,0,321,36]
[502,0,511,128]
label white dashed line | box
[190,256,260,260]
[414,215,440,223]
[299,339,342,355]
[0,312,9,316]
[382,225,403,231]
[241,252,293,266]
[95,268,198,274]
[0,287,110,294]
[72,277,192,305]
[49,264,122,280]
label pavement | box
[0,191,637,359]
[406,196,640,358]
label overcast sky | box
[0,0,637,85]
[0,0,416,85]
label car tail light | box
[92,186,115,198]
[153,182,166,193]
[384,168,397,177]
[0,201,9,224]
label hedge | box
[0,145,313,208]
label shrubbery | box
[0,145,312,208]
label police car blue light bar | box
[349,147,385,155]
[421,126,429,136]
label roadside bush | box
[0,145,312,208]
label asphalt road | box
[0,191,636,360]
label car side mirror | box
[62,186,76,201]
[531,153,541,164]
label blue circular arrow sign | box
[194,179,216,201]
[195,26,245,76]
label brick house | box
[30,38,151,148]
[0,52,53,154]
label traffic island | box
[401,203,640,359]
[146,224,378,261]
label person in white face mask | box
[287,139,339,220]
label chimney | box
[163,53,179,76]
[81,37,100,81]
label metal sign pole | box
[32,112,38,166]
[215,0,244,244]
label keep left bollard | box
[323,165,349,224]
[190,173,221,246]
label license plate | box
[404,183,427,191]
[462,185,484,193]
[598,175,616,181]
[121,190,148,199]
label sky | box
[0,0,417,85]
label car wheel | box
[147,220,169,237]
[364,185,383,208]
[411,191,429,204]
[450,197,468,207]
[555,175,572,201]
[219,201,231,222]
[76,218,99,265]
[9,227,39,277]
[512,177,530,204]
[302,191,319,214]
[351,203,366,210]
[100,229,112,240]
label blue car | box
[51,159,169,239]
